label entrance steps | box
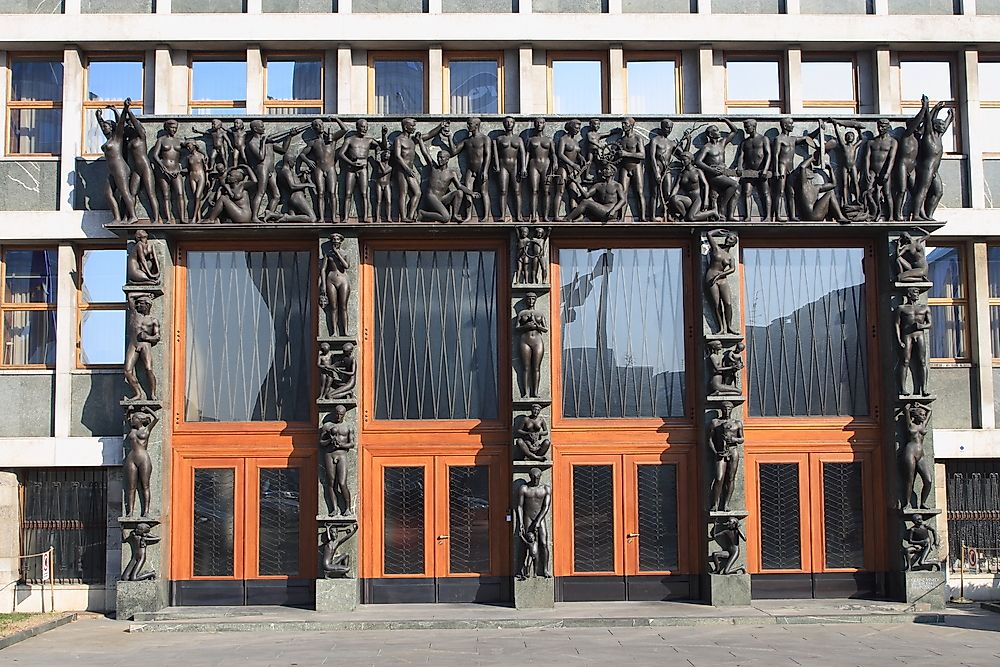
[128,599,947,632]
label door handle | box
[437,534,450,540]
[626,533,640,538]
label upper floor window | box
[370,52,427,114]
[986,246,1000,360]
[190,56,247,115]
[444,52,502,114]
[624,54,679,114]
[725,55,783,113]
[801,56,858,115]
[264,54,322,115]
[979,60,1000,153]
[83,58,144,156]
[1,248,57,368]
[78,248,127,368]
[899,57,958,152]
[926,244,968,362]
[6,56,63,156]
[549,53,607,115]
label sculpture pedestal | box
[116,579,167,620]
[315,577,359,612]
[702,572,751,607]
[891,570,946,609]
[513,576,554,609]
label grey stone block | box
[116,579,168,621]
[353,0,424,11]
[442,0,513,11]
[513,575,554,609]
[703,573,751,607]
[315,577,359,611]
[980,0,1000,14]
[81,0,153,12]
[800,0,868,12]
[0,0,62,12]
[622,0,692,11]
[0,160,60,212]
[888,0,956,15]
[900,570,946,609]
[931,366,973,429]
[713,0,779,13]
[172,0,245,12]
[0,374,55,437]
[533,0,603,12]
[263,0,334,11]
[72,373,129,437]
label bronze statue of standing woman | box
[320,234,351,337]
[517,292,548,399]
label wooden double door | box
[363,451,510,603]
[171,455,316,606]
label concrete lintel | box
[0,436,124,467]
[0,210,117,240]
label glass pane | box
[4,249,57,303]
[448,59,499,115]
[636,464,678,572]
[572,465,615,573]
[8,108,62,154]
[193,468,235,577]
[11,60,63,101]
[373,60,425,114]
[980,61,1000,100]
[900,60,953,101]
[626,60,677,114]
[383,466,425,575]
[804,105,858,116]
[725,105,784,115]
[84,107,142,154]
[191,106,246,116]
[81,249,126,303]
[448,466,491,574]
[744,247,869,417]
[266,59,322,101]
[992,305,1000,358]
[551,60,603,115]
[191,60,247,102]
[823,462,865,569]
[981,107,1000,152]
[988,246,1000,298]
[373,250,498,420]
[930,304,967,359]
[3,310,56,366]
[80,310,126,365]
[265,106,321,116]
[184,250,312,422]
[87,61,143,101]
[726,59,781,102]
[925,246,963,299]
[560,248,686,418]
[759,462,801,570]
[258,468,300,576]
[801,60,855,102]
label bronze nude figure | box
[772,117,815,222]
[734,119,772,221]
[124,293,160,401]
[694,120,739,220]
[526,118,556,222]
[903,514,940,571]
[515,226,549,285]
[415,136,479,223]
[299,117,348,222]
[709,517,746,575]
[326,342,356,400]
[896,229,931,283]
[899,402,933,510]
[567,164,627,222]
[493,116,527,222]
[616,117,648,221]
[515,403,551,462]
[182,140,209,222]
[126,229,160,285]
[517,292,548,399]
[95,105,137,224]
[647,119,692,221]
[124,405,157,517]
[320,234,351,337]
[896,286,932,396]
[553,119,585,221]
[704,229,739,336]
[515,467,551,579]
[392,118,423,222]
[319,404,355,516]
[202,165,256,224]
[320,523,358,578]
[449,117,493,222]
[708,340,743,396]
[121,522,160,581]
[829,118,866,206]
[892,102,927,221]
[335,119,381,223]
[708,401,743,512]
[151,119,188,224]
[865,119,898,221]
[247,120,307,222]
[193,118,232,171]
[794,149,850,223]
[264,151,318,223]
[667,151,721,222]
[122,99,160,224]
[911,95,953,221]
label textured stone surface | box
[315,577,359,611]
[713,0,779,13]
[513,575,554,609]
[888,0,956,15]
[533,0,603,11]
[0,0,62,12]
[980,0,1000,15]
[72,373,129,437]
[115,580,168,620]
[81,0,153,12]
[0,160,60,212]
[900,570,947,609]
[263,0,334,11]
[442,0,513,11]
[0,374,55,437]
[937,158,968,209]
[800,0,868,13]
[622,0,691,11]
[703,573,751,607]
[353,0,424,11]
[173,0,245,12]
[932,366,974,429]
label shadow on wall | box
[77,374,129,437]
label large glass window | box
[445,53,501,114]
[725,56,783,113]
[264,55,322,115]
[373,249,499,420]
[370,53,426,114]
[986,246,1000,359]
[743,247,869,417]
[78,248,126,367]
[190,57,247,115]
[549,55,606,115]
[1,248,57,367]
[926,245,968,361]
[559,247,686,419]
[801,57,858,115]
[899,57,957,152]
[979,61,1000,152]
[83,58,143,155]
[184,250,312,422]
[7,57,63,155]
[624,56,679,114]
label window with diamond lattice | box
[559,248,686,419]
[822,462,864,569]
[448,466,491,574]
[572,465,615,572]
[636,464,679,572]
[373,250,499,420]
[759,463,802,570]
[193,468,235,577]
[743,247,869,417]
[383,466,425,575]
[258,468,300,576]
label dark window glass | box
[986,247,1000,357]
[373,59,424,114]
[5,249,57,304]
[11,60,64,101]
[184,250,312,422]
[560,248,686,418]
[258,468,300,576]
[373,249,498,420]
[945,460,1000,571]
[9,108,63,154]
[744,247,869,417]
[448,465,491,574]
[822,462,865,569]
[448,60,499,114]
[193,468,235,577]
[759,462,801,570]
[636,464,679,572]
[383,466,425,575]
[927,246,966,360]
[572,465,615,573]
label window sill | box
[72,367,123,375]
[0,368,55,375]
[932,361,973,368]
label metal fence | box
[946,460,1000,572]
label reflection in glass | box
[258,468,300,576]
[980,61,1000,100]
[11,60,63,101]
[81,249,126,303]
[551,60,603,114]
[981,107,1000,152]
[266,59,322,101]
[373,250,498,420]
[191,60,248,102]
[448,466,491,574]
[725,59,781,102]
[930,304,967,360]
[560,248,686,418]
[759,462,801,570]
[265,106,321,116]
[4,249,57,303]
[9,108,62,154]
[801,60,855,102]
[383,466,425,575]
[626,60,677,114]
[448,60,499,114]
[572,465,614,572]
[988,246,1000,298]
[193,468,235,577]
[637,464,679,572]
[87,61,143,101]
[373,60,425,114]
[184,250,312,422]
[823,462,865,569]
[191,106,246,116]
[81,310,126,365]
[900,60,953,101]
[3,311,56,366]
[991,305,1000,359]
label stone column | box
[0,472,20,613]
[881,231,945,609]
[315,232,361,611]
[510,225,554,608]
[699,229,750,606]
[116,231,173,620]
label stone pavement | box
[3,606,1000,666]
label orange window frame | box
[0,246,58,369]
[5,54,63,157]
[75,245,127,369]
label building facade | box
[0,0,998,616]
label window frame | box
[925,242,971,364]
[5,53,64,157]
[0,246,58,370]
[622,51,683,115]
[800,53,859,114]
[76,245,127,370]
[262,51,324,115]
[188,53,249,115]
[546,50,610,115]
[81,54,145,158]
[987,244,1000,364]
[723,52,786,114]
[897,53,961,154]
[978,57,1000,156]
[442,50,504,115]
[367,50,429,115]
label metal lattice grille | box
[258,468,300,577]
[946,461,1000,568]
[744,247,869,417]
[573,465,615,572]
[822,462,865,569]
[383,466,425,575]
[185,250,312,423]
[636,464,679,572]
[373,250,499,420]
[193,468,235,577]
[759,463,802,570]
[448,466,491,574]
[560,248,686,418]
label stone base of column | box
[315,577,359,611]
[702,573,751,607]
[890,570,946,609]
[116,579,168,620]
[513,576,554,609]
